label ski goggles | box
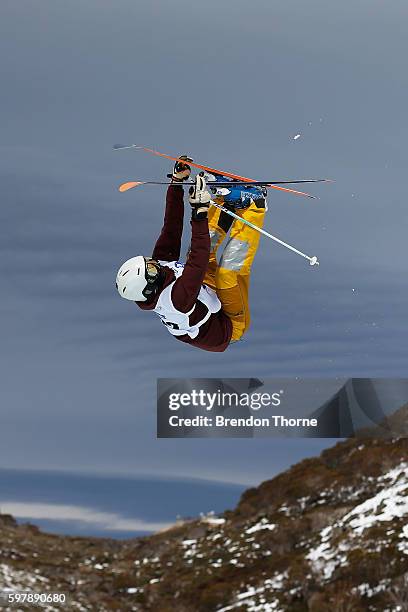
[142,258,162,299]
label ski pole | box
[210,200,319,266]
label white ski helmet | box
[116,256,162,302]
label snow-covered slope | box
[1,437,408,611]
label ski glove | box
[189,174,211,221]
[167,155,193,182]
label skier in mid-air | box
[116,156,267,352]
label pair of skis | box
[114,145,329,266]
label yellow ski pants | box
[203,200,266,342]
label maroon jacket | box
[137,185,232,351]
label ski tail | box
[119,181,146,192]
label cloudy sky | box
[1,0,407,488]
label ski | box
[113,144,321,200]
[118,178,330,193]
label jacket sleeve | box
[171,218,210,313]
[152,185,184,262]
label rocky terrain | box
[1,435,408,611]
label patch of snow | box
[298,496,310,509]
[201,512,226,526]
[218,601,283,611]
[0,563,49,589]
[307,463,408,581]
[354,579,389,598]
[264,573,287,590]
[245,519,276,535]
[210,533,223,541]
[182,538,199,560]
[344,463,408,535]
[398,524,408,555]
[306,530,348,580]
[216,572,287,611]
[205,517,225,525]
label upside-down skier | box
[115,156,267,352]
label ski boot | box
[201,171,267,210]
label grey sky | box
[1,0,407,486]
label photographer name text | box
[168,415,318,428]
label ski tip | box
[118,181,144,192]
[113,144,140,151]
